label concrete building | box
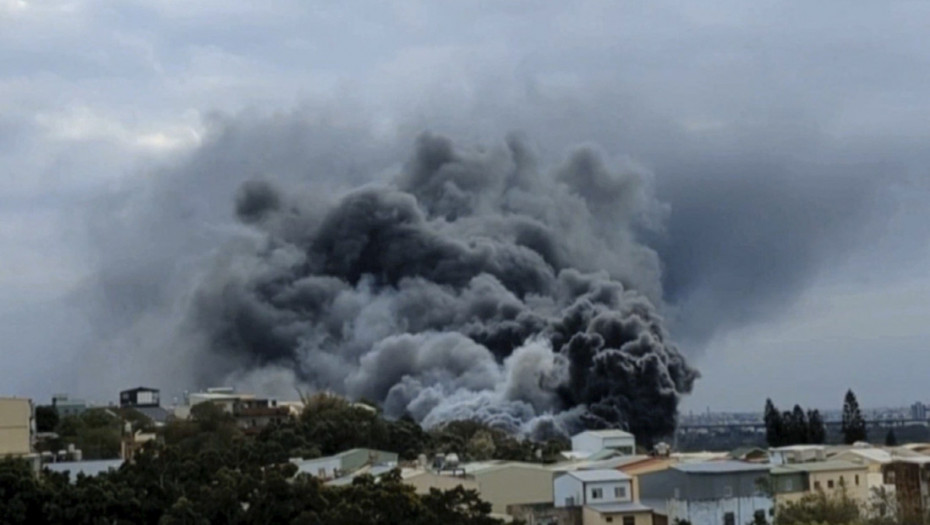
[770,460,870,507]
[639,461,773,525]
[554,469,634,508]
[832,448,907,496]
[911,402,927,421]
[0,397,33,457]
[232,397,290,434]
[291,448,398,480]
[571,430,636,456]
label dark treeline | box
[1,394,567,524]
[764,390,870,448]
[764,399,826,447]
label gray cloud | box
[2,0,929,415]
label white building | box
[768,445,826,465]
[554,469,633,508]
[571,429,636,455]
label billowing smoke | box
[189,132,697,442]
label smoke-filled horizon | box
[183,132,696,441]
[6,1,930,416]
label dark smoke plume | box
[190,132,697,442]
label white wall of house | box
[554,474,632,507]
[669,496,772,525]
[554,474,584,507]
[586,480,633,504]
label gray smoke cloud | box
[184,132,697,441]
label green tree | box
[765,399,784,447]
[842,390,868,445]
[789,405,809,444]
[774,490,860,525]
[807,409,826,444]
[884,429,898,447]
[466,430,497,460]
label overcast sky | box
[2,0,930,412]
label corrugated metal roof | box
[777,460,867,473]
[673,460,769,474]
[562,469,631,482]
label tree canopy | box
[2,393,561,523]
[764,399,826,447]
[841,390,868,445]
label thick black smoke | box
[191,133,697,441]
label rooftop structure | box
[0,397,33,457]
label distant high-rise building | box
[910,402,926,421]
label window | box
[566,497,576,507]
[855,475,860,486]
[814,481,821,490]
[755,510,766,523]
[614,486,627,499]
[827,479,835,489]
[673,488,680,499]
[592,488,604,500]
[623,517,635,525]
[724,512,735,525]
[605,518,612,523]
[785,479,794,491]
[723,485,733,498]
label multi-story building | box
[119,387,171,427]
[52,394,87,418]
[832,448,911,499]
[770,460,870,508]
[911,402,927,421]
[639,461,773,525]
[882,457,930,524]
[183,388,290,433]
[0,397,33,457]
